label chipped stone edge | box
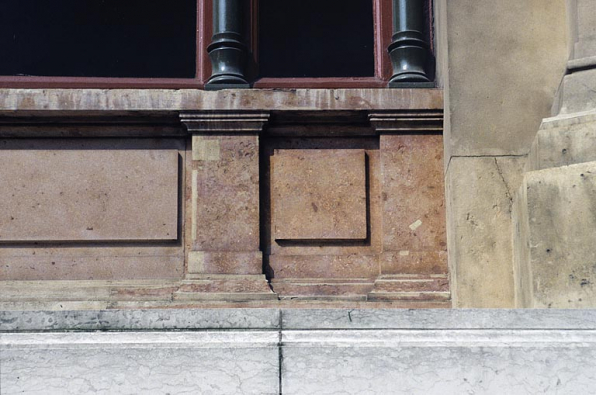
[3,309,596,332]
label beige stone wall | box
[441,0,569,307]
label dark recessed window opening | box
[258,0,375,78]
[0,0,197,78]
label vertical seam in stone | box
[278,309,283,395]
[192,169,198,242]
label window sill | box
[0,87,442,114]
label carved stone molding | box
[369,111,443,133]
[180,111,270,133]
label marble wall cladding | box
[3,309,596,395]
[1,331,280,395]
[0,139,185,282]
[281,329,596,395]
[271,149,367,241]
[0,140,179,242]
[192,135,260,252]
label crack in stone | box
[494,157,513,213]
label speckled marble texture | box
[1,331,279,395]
[3,309,596,394]
[282,329,596,395]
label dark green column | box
[205,0,250,90]
[388,0,433,87]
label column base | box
[174,275,277,302]
[367,275,450,303]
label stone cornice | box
[369,110,443,133]
[180,111,270,133]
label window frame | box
[0,1,206,89]
[250,0,393,89]
[0,0,433,89]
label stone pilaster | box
[513,0,596,307]
[178,111,276,301]
[367,112,449,302]
[552,0,596,115]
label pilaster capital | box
[180,111,271,133]
[368,111,443,133]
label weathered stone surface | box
[1,331,279,395]
[0,309,281,331]
[269,255,379,279]
[514,161,596,308]
[571,0,596,59]
[267,144,382,257]
[4,310,596,395]
[175,276,277,301]
[444,0,567,156]
[380,251,447,275]
[0,89,443,116]
[528,111,596,171]
[381,134,446,255]
[282,329,596,394]
[270,280,374,299]
[5,308,596,332]
[0,248,183,281]
[447,156,525,308]
[187,251,262,275]
[271,149,367,240]
[281,308,596,329]
[192,135,260,251]
[556,68,596,115]
[0,140,179,241]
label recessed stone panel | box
[0,146,179,241]
[272,149,367,240]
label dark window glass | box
[258,0,375,78]
[0,0,196,78]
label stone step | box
[367,291,451,302]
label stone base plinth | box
[514,161,596,307]
[3,309,596,394]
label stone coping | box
[2,308,596,332]
[0,88,442,114]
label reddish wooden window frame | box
[0,0,428,89]
[0,2,207,89]
[250,0,393,89]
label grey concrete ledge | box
[541,108,596,129]
[4,309,596,394]
[1,331,278,349]
[3,308,596,332]
[568,55,596,72]
[283,329,596,347]
[0,309,281,332]
[282,308,596,330]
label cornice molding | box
[180,111,270,133]
[369,111,443,133]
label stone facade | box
[0,89,448,308]
[0,0,594,310]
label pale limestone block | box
[272,149,367,240]
[556,68,596,115]
[514,161,596,308]
[0,144,178,241]
[528,111,596,171]
[446,0,567,156]
[572,0,596,59]
[447,156,526,308]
